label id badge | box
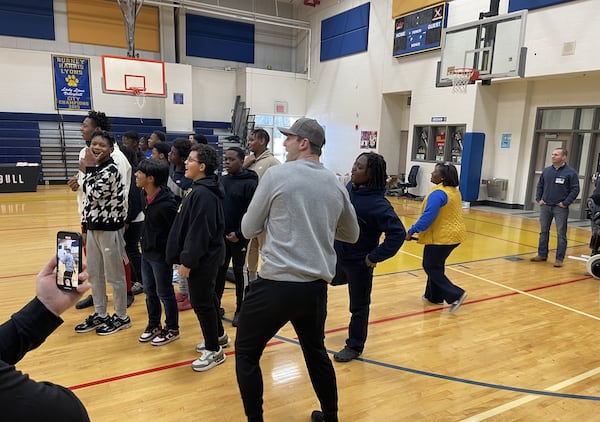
[555,177,565,184]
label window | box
[254,115,300,163]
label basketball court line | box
[460,366,600,421]
[400,249,600,321]
[65,275,597,408]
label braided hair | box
[87,110,111,131]
[358,152,387,189]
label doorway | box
[528,132,600,219]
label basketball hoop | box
[448,68,479,94]
[127,86,146,110]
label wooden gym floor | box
[1,185,600,421]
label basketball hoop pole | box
[116,0,144,58]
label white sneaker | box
[196,332,230,352]
[191,346,226,372]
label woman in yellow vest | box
[405,163,468,313]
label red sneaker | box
[178,296,192,311]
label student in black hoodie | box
[215,147,259,327]
[332,152,406,363]
[166,144,228,372]
[136,159,180,346]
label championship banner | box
[52,55,92,110]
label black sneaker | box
[131,282,144,295]
[333,346,361,362]
[75,313,110,333]
[311,410,325,422]
[75,295,94,310]
[96,314,132,336]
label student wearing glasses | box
[405,163,468,313]
[165,144,229,372]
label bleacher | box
[0,112,235,184]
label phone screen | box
[57,232,82,290]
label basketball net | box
[448,68,478,94]
[128,87,146,110]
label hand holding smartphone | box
[56,231,83,290]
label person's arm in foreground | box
[0,256,91,421]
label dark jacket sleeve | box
[0,298,90,421]
[367,201,406,263]
[125,176,144,224]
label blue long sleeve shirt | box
[535,163,580,206]
[408,189,447,235]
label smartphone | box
[56,231,83,290]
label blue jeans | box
[538,204,569,261]
[141,256,179,330]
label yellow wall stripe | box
[67,0,159,52]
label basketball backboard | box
[437,10,527,87]
[101,55,166,96]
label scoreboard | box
[393,2,448,57]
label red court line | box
[69,339,285,391]
[0,273,38,280]
[67,276,591,391]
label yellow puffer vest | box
[417,184,467,245]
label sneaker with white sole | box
[139,325,161,342]
[449,292,468,314]
[75,313,110,333]
[196,332,230,352]
[151,328,180,346]
[96,314,132,336]
[191,346,226,372]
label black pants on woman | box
[422,243,464,304]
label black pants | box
[215,238,249,313]
[187,265,224,351]
[336,258,373,353]
[235,278,338,422]
[124,222,143,284]
[422,243,463,304]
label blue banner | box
[52,55,92,110]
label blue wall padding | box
[186,14,255,63]
[508,0,575,12]
[0,0,54,40]
[320,2,370,61]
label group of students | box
[1,113,470,421]
[67,111,274,373]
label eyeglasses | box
[185,157,201,164]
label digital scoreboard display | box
[393,2,448,57]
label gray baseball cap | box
[278,118,326,147]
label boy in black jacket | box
[166,144,228,372]
[215,147,258,327]
[135,159,180,346]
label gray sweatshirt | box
[242,158,359,282]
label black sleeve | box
[0,298,90,421]
[0,298,62,364]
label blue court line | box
[272,334,600,402]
